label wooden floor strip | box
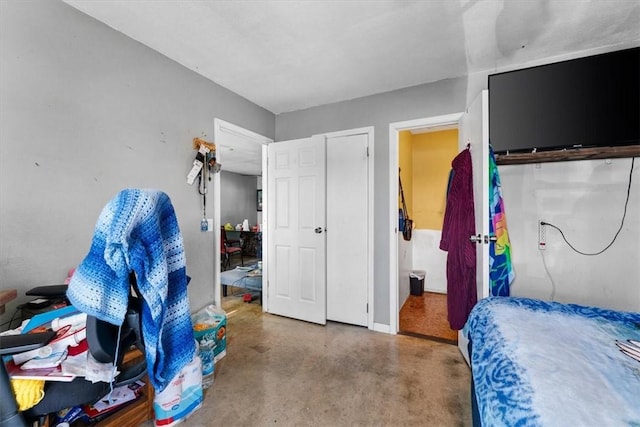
[399,292,457,344]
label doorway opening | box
[388,113,463,339]
[213,119,272,310]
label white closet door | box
[326,133,369,326]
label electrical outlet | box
[538,220,546,250]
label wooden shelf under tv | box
[495,145,640,165]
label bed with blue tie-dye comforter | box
[466,297,640,427]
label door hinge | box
[366,146,369,157]
[366,303,369,313]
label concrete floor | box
[146,297,472,426]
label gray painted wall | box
[220,171,259,228]
[0,0,274,327]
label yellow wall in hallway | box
[398,130,413,215]
[412,129,458,230]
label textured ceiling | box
[61,1,639,175]
[63,0,640,115]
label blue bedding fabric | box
[466,297,640,427]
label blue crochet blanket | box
[67,189,195,392]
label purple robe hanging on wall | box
[439,148,477,330]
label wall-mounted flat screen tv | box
[489,47,639,155]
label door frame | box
[213,118,273,309]
[322,126,375,330]
[388,113,463,334]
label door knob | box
[485,235,497,243]
[469,234,482,243]
[315,227,323,234]
[470,234,497,244]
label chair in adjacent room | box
[220,228,244,270]
[222,228,242,249]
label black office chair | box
[0,279,146,427]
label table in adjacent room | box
[220,266,262,300]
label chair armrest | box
[25,285,68,298]
[0,331,56,356]
[114,360,147,387]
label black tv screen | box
[489,47,640,154]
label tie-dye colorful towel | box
[489,146,514,296]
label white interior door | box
[267,136,326,324]
[326,133,369,326]
[457,90,490,364]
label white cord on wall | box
[540,250,556,301]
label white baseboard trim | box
[372,322,394,334]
